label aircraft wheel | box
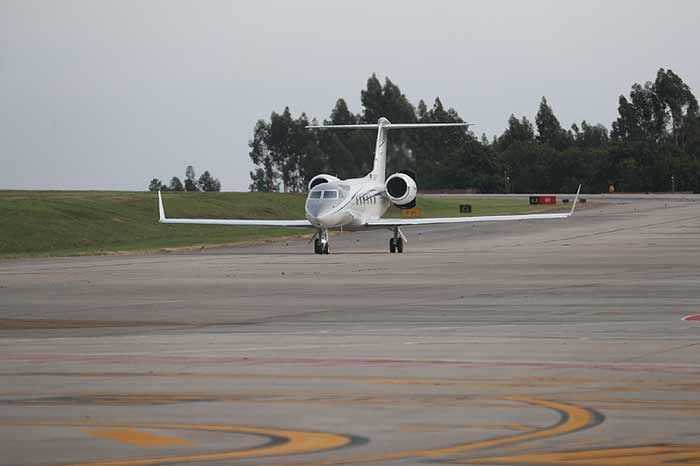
[314,238,322,254]
[323,243,330,255]
[396,238,404,253]
[389,238,396,253]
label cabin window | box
[323,191,338,199]
[309,191,322,199]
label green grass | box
[0,191,568,258]
[0,191,308,258]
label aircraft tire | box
[389,239,396,253]
[397,238,404,253]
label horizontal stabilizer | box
[306,122,471,130]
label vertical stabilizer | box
[305,118,470,183]
[370,117,391,183]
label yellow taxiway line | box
[0,420,352,466]
[0,397,599,466]
[273,396,599,466]
[468,444,700,465]
[81,429,191,448]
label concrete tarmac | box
[1,195,700,466]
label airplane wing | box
[157,191,312,227]
[365,186,581,227]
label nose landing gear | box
[313,229,330,255]
[389,227,404,253]
[389,238,403,253]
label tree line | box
[148,165,221,192]
[249,70,700,193]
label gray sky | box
[2,1,699,191]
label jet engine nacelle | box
[308,174,340,191]
[385,172,417,208]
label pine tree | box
[168,177,184,191]
[184,165,199,192]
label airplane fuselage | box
[304,176,391,229]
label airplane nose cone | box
[306,199,347,227]
[306,201,327,218]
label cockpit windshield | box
[308,182,347,203]
[306,183,348,219]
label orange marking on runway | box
[275,396,599,466]
[82,429,191,447]
[0,397,599,466]
[400,423,536,434]
[0,420,352,466]
[466,444,700,465]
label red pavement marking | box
[682,314,700,321]
[2,354,700,374]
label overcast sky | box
[2,1,699,191]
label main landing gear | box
[389,227,404,253]
[313,229,329,255]
[312,228,405,254]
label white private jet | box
[158,117,580,254]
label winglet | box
[569,184,582,215]
[157,191,166,222]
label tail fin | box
[307,118,470,184]
[371,117,391,182]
